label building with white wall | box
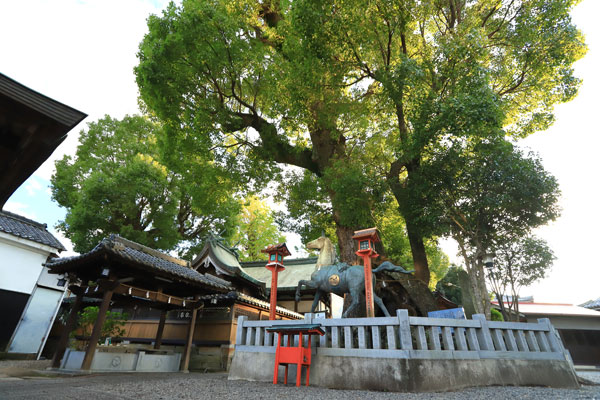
[0,210,67,357]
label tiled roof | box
[45,235,232,291]
[580,298,600,310]
[0,210,66,251]
[198,291,303,319]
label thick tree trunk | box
[405,220,430,286]
[335,224,357,264]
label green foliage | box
[231,196,286,261]
[135,0,585,275]
[490,308,504,322]
[51,115,240,256]
[488,235,555,321]
[413,138,560,256]
[435,266,464,306]
[74,306,128,345]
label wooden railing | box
[234,310,571,362]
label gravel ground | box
[0,371,599,400]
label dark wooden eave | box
[0,73,86,207]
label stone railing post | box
[235,316,248,346]
[472,314,494,351]
[397,309,413,350]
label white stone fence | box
[235,310,572,362]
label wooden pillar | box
[181,299,199,373]
[154,309,167,350]
[51,286,85,369]
[81,282,115,370]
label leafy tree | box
[487,236,555,321]
[332,0,585,285]
[136,0,585,286]
[412,138,560,317]
[73,306,128,347]
[136,0,377,265]
[435,266,464,307]
[51,115,240,256]
[230,196,286,261]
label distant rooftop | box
[580,298,600,310]
[0,210,65,251]
[503,302,600,318]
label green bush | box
[490,308,504,321]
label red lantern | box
[261,243,291,320]
[352,228,381,318]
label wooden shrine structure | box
[45,235,233,372]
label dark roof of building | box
[0,210,66,251]
[198,291,303,319]
[0,73,86,208]
[46,235,232,292]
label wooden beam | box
[51,287,85,368]
[154,309,167,350]
[181,296,199,372]
[91,282,191,308]
[81,281,118,370]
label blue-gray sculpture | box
[296,236,413,318]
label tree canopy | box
[230,196,287,261]
[51,115,240,256]
[136,0,585,285]
[488,235,555,321]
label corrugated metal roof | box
[0,210,65,251]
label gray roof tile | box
[46,235,232,291]
[0,210,65,251]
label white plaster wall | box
[525,314,600,331]
[0,235,51,295]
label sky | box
[1,0,598,306]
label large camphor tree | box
[136,0,585,285]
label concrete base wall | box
[228,350,579,392]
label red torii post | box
[352,227,381,318]
[262,243,291,320]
